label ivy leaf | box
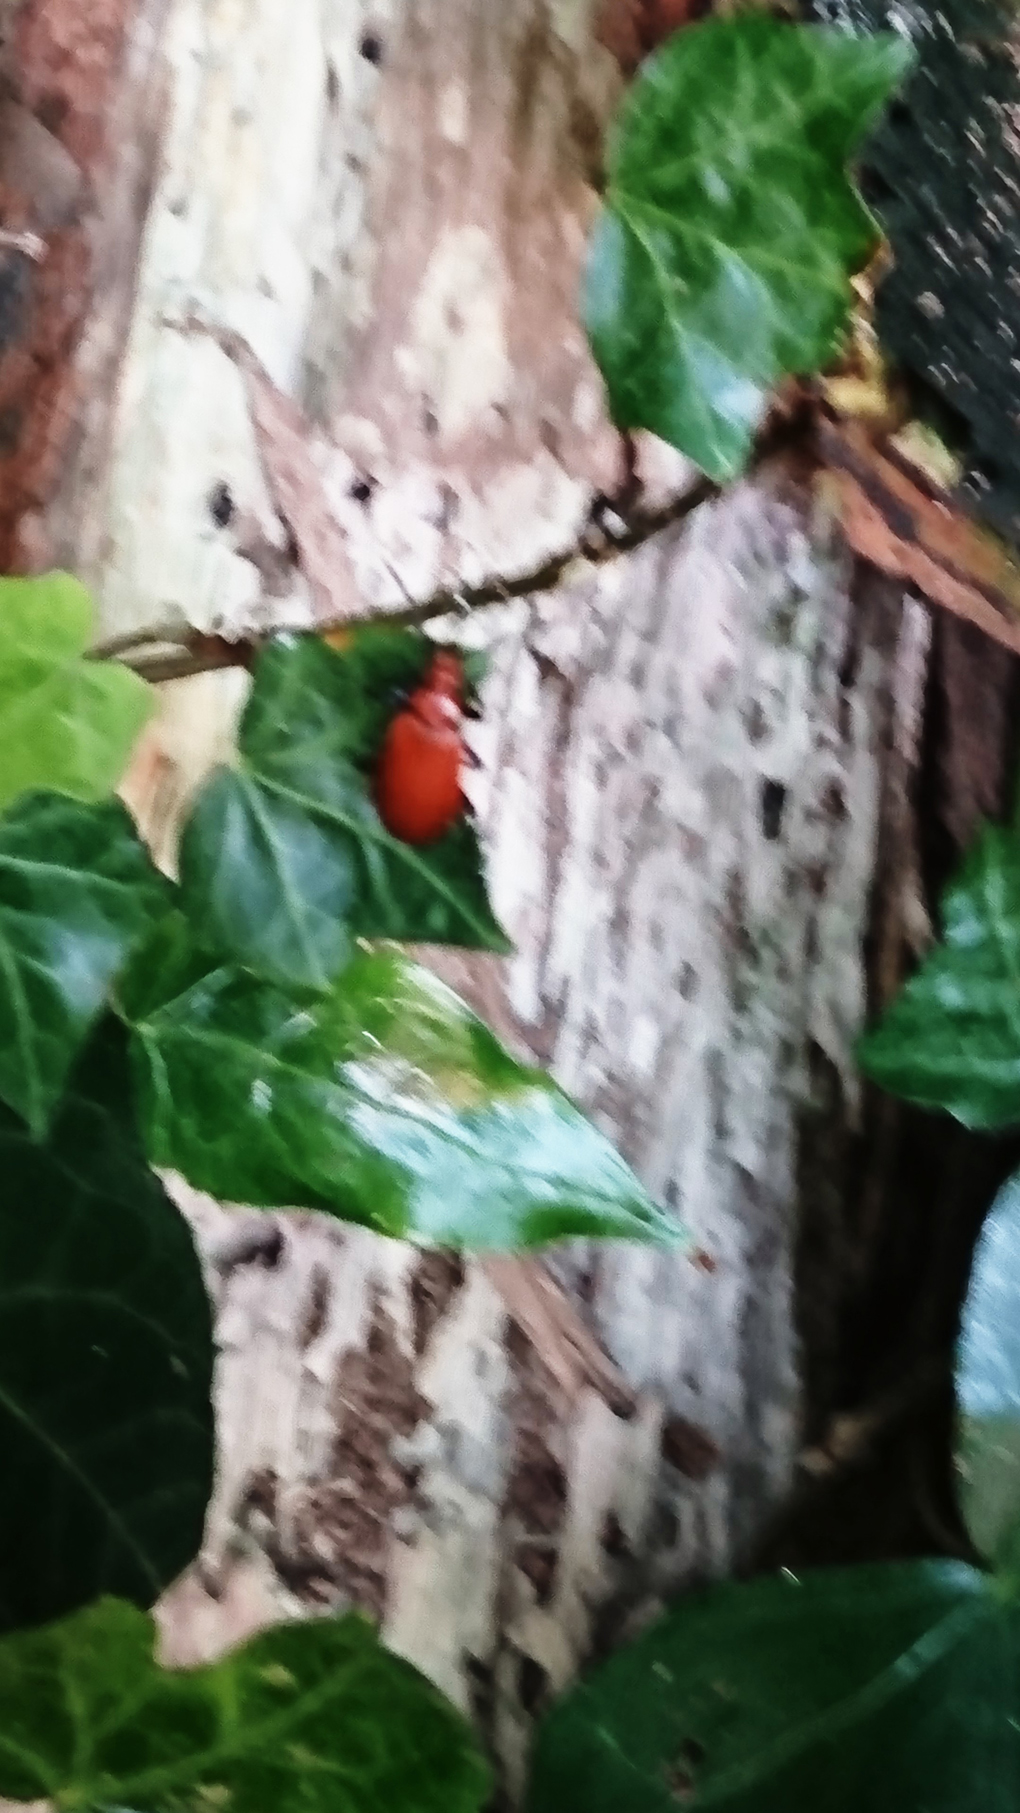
[179,634,509,992]
[116,904,219,1025]
[0,1021,213,1635]
[0,571,153,811]
[527,1561,1017,1811]
[585,16,914,480]
[0,1596,489,1813]
[955,1168,1020,1587]
[0,791,167,1137]
[858,825,1020,1129]
[130,946,677,1249]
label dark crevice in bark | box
[762,582,1020,1574]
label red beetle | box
[376,650,466,844]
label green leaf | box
[116,904,218,1025]
[956,1168,1020,1586]
[179,634,509,992]
[858,825,1020,1129]
[0,791,166,1136]
[0,571,153,811]
[0,1021,213,1635]
[585,16,914,480]
[0,1596,490,1813]
[527,1561,1020,1812]
[130,945,677,1249]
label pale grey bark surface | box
[151,476,895,1795]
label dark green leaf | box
[179,764,358,993]
[0,1596,489,1813]
[243,626,455,768]
[0,571,153,811]
[0,791,166,1136]
[527,1561,1020,1812]
[585,16,913,480]
[116,904,221,1025]
[130,945,677,1249]
[858,825,1020,1128]
[956,1168,1020,1584]
[179,634,509,991]
[0,1021,213,1635]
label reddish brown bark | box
[0,0,135,568]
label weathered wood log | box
[4,0,1020,1802]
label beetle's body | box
[376,651,465,844]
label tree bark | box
[3,0,1020,1801]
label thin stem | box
[92,472,721,683]
[89,621,192,661]
[86,397,814,685]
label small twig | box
[348,472,721,626]
[86,388,817,686]
[118,648,223,684]
[92,473,721,683]
[92,631,257,684]
[89,619,191,661]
